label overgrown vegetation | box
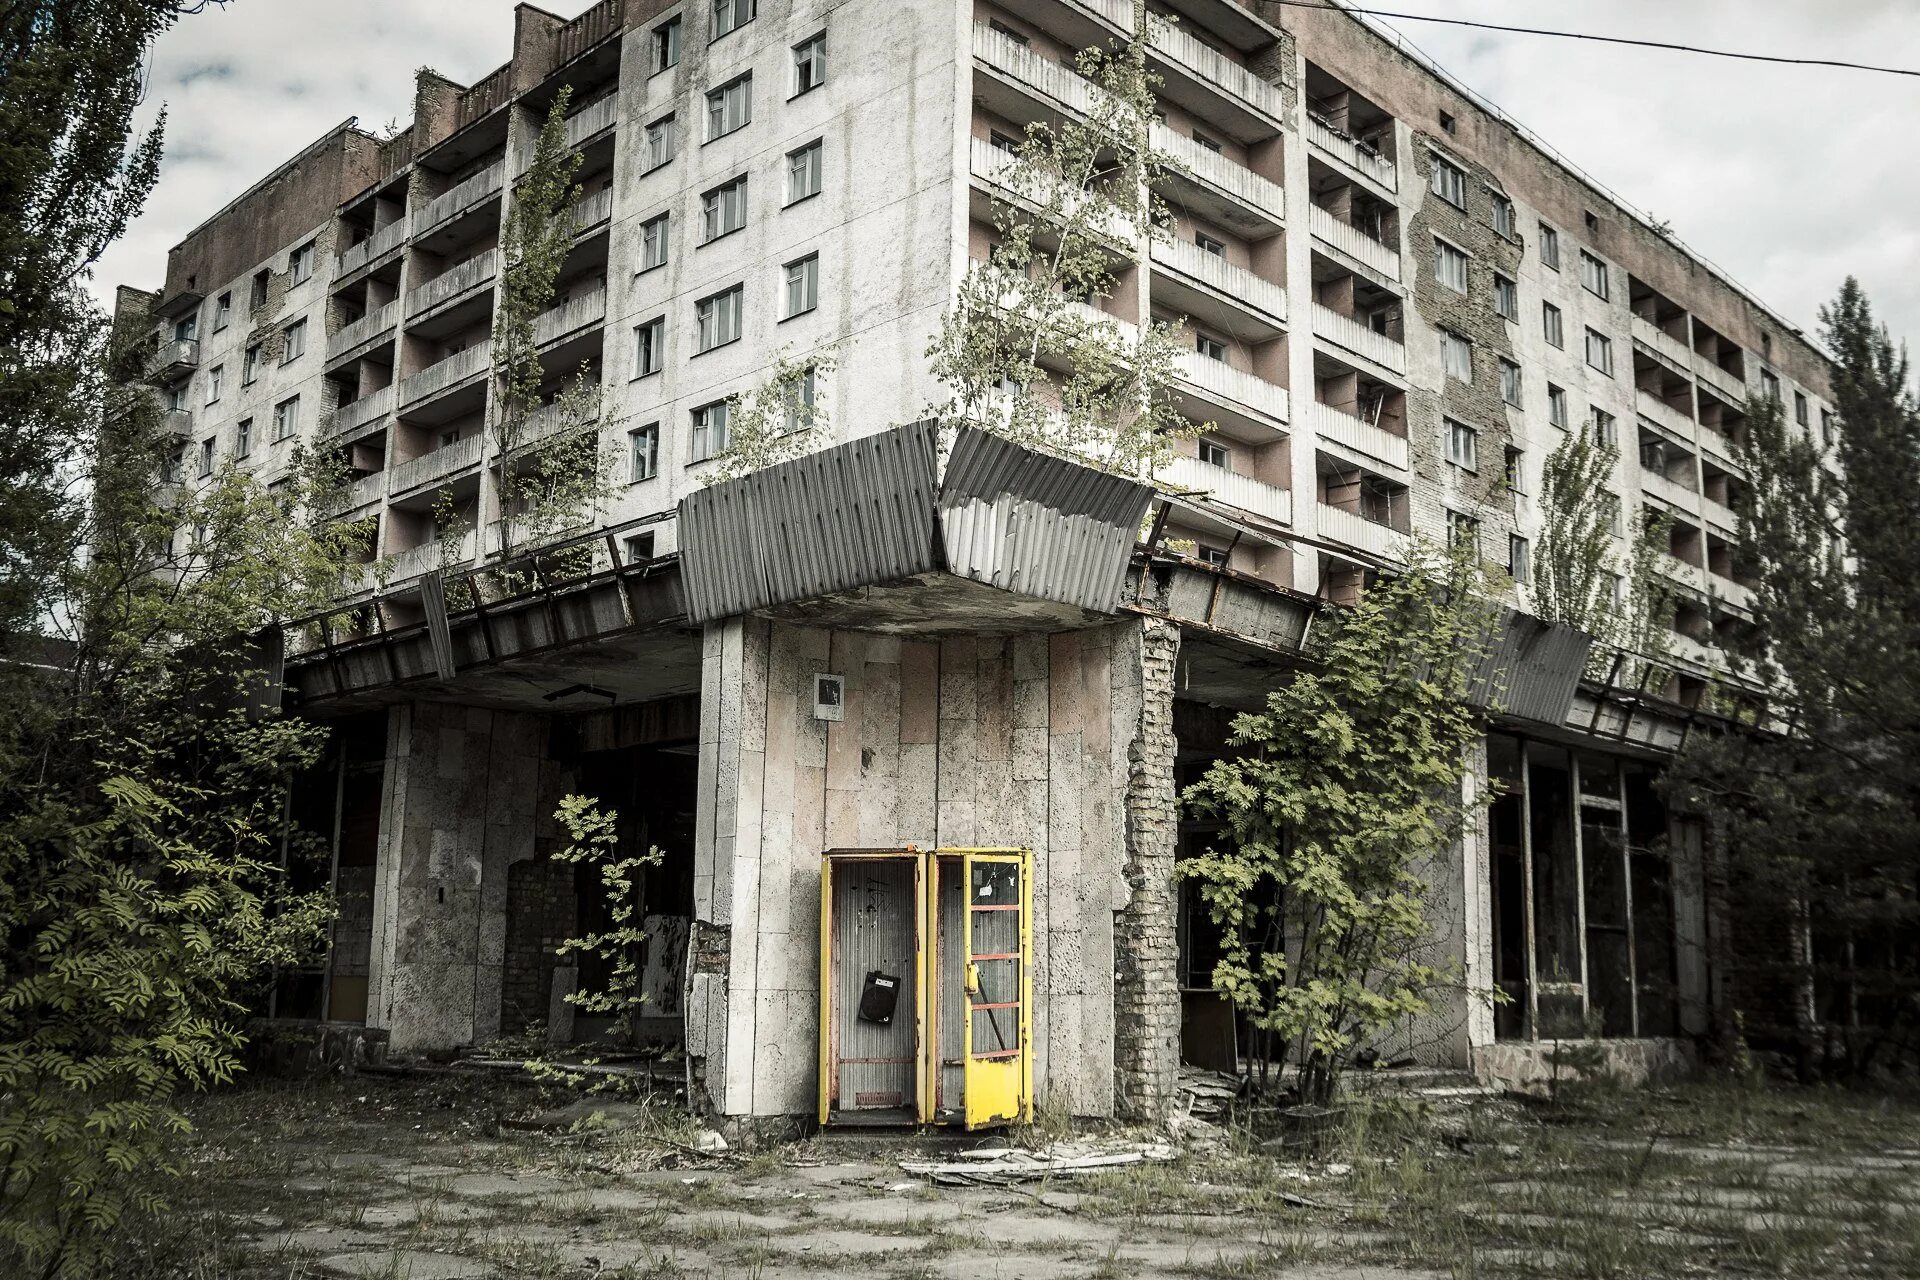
[548,794,662,1050]
[700,350,834,483]
[1180,540,1498,1105]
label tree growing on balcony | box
[701,350,837,484]
[489,88,609,565]
[927,0,1203,476]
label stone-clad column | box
[1114,616,1182,1121]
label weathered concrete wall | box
[689,617,1172,1120]
[1115,618,1181,1120]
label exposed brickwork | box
[1115,617,1182,1122]
[500,857,577,1038]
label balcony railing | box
[1152,124,1285,221]
[1151,237,1287,327]
[1711,575,1754,612]
[329,470,385,513]
[1637,389,1695,439]
[406,249,499,318]
[511,393,602,451]
[1311,304,1406,375]
[1175,351,1289,427]
[335,219,407,278]
[326,300,400,362]
[1700,491,1739,532]
[1631,315,1693,372]
[1307,114,1397,193]
[388,433,482,494]
[557,0,621,64]
[1308,203,1400,281]
[1641,470,1698,512]
[1307,400,1409,472]
[397,341,491,409]
[973,23,1094,115]
[161,407,193,435]
[416,160,505,235]
[1147,18,1286,125]
[1160,454,1292,525]
[330,386,394,437]
[565,94,617,148]
[1317,502,1406,559]
[572,186,613,232]
[534,287,608,345]
[1693,354,1746,405]
[148,338,200,382]
[384,529,476,583]
[1661,554,1707,594]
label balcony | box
[1661,554,1707,594]
[148,338,199,383]
[1310,304,1406,376]
[405,249,499,319]
[161,407,193,436]
[331,386,394,438]
[565,94,617,149]
[511,394,602,452]
[1308,204,1399,282]
[416,160,505,236]
[972,22,1094,116]
[1175,351,1288,431]
[326,470,385,514]
[1151,237,1286,330]
[397,341,491,410]
[1307,114,1397,195]
[1317,502,1406,560]
[384,529,476,583]
[1159,454,1292,526]
[1693,354,1746,405]
[1307,400,1409,472]
[1637,389,1695,440]
[1667,632,1718,672]
[534,287,608,346]
[1700,491,1738,533]
[326,300,400,364]
[1711,575,1755,613]
[1151,124,1284,228]
[388,433,482,495]
[335,219,407,279]
[1641,470,1698,513]
[1146,18,1286,131]
[573,186,613,234]
[1631,315,1692,372]
[967,137,1132,244]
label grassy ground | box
[59,1071,1920,1278]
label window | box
[174,316,197,342]
[1584,210,1600,232]
[1192,130,1223,154]
[783,253,819,318]
[641,213,669,270]
[1199,438,1231,470]
[712,0,755,39]
[1493,273,1517,320]
[166,381,188,411]
[1441,329,1472,382]
[198,438,215,478]
[1492,193,1515,239]
[651,16,681,73]
[250,268,271,309]
[1447,508,1479,552]
[706,73,752,140]
[1538,222,1560,270]
[695,285,743,352]
[1509,533,1531,584]
[1821,408,1836,447]
[288,240,315,284]
[1579,250,1609,300]
[634,317,665,376]
[1542,301,1564,348]
[1794,390,1809,426]
[214,292,232,331]
[1438,109,1456,135]
[1592,408,1617,448]
[1585,328,1614,376]
[783,365,816,433]
[235,417,253,458]
[243,343,261,385]
[1760,369,1780,402]
[624,530,657,563]
[786,139,822,203]
[1196,332,1228,363]
[988,18,1029,46]
[1548,383,1568,428]
[792,32,826,96]
[206,364,223,404]
[1505,445,1525,495]
[644,115,676,171]
[1196,232,1226,257]
[690,400,731,460]
[1429,154,1466,207]
[1445,417,1478,470]
[281,318,306,362]
[701,175,748,242]
[162,446,183,484]
[1434,238,1468,292]
[272,395,298,441]
[629,422,660,481]
[1499,358,1521,407]
[1199,545,1231,568]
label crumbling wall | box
[500,857,579,1039]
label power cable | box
[1267,0,1920,80]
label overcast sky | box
[97,0,1920,347]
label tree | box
[1668,280,1920,1076]
[927,0,1200,477]
[701,350,835,484]
[1179,541,1497,1104]
[547,795,662,1049]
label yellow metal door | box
[961,849,1032,1129]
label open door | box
[818,851,927,1127]
[961,849,1032,1129]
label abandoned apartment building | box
[119,0,1834,1127]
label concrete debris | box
[900,1142,1177,1187]
[1176,1066,1243,1121]
[694,1129,730,1154]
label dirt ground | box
[116,1069,1920,1279]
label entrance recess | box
[820,847,1032,1130]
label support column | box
[1114,617,1181,1121]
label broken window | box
[701,174,748,242]
[634,316,665,376]
[1428,153,1466,207]
[651,15,681,73]
[628,422,659,481]
[1542,301,1564,348]
[786,139,823,203]
[792,32,826,96]
[695,286,742,352]
[690,399,731,460]
[1547,383,1568,428]
[783,253,818,318]
[1491,192,1515,239]
[644,114,676,171]
[1579,249,1609,300]
[712,0,755,40]
[1499,359,1522,407]
[1537,221,1560,270]
[1441,329,1471,382]
[1585,328,1614,376]
[706,73,752,140]
[1493,272,1517,320]
[641,212,669,270]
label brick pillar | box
[1115,617,1181,1121]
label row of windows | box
[625,364,818,478]
[178,395,303,480]
[632,250,820,378]
[175,239,317,347]
[172,314,309,414]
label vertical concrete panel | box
[366,702,412,1032]
[723,620,771,1116]
[824,631,866,849]
[899,641,939,745]
[1077,626,1119,1113]
[936,636,978,847]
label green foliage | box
[1180,541,1497,1104]
[548,794,662,1049]
[703,350,836,484]
[927,1,1204,475]
[1669,279,1920,1077]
